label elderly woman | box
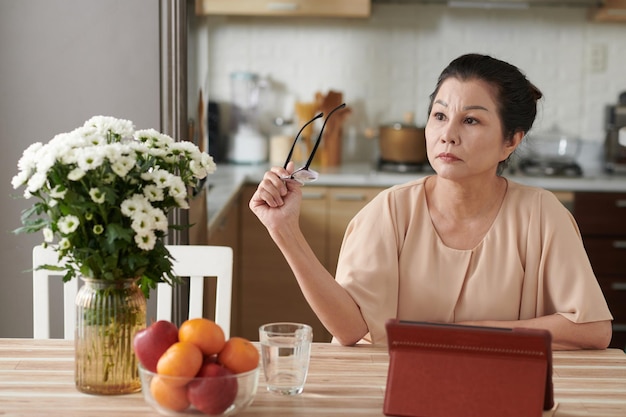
[249,53,613,350]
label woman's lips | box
[437,152,461,163]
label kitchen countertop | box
[202,161,626,233]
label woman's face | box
[425,77,519,181]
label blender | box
[227,71,268,164]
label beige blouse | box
[335,177,613,345]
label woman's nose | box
[440,124,459,144]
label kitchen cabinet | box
[237,185,332,342]
[574,192,626,349]
[195,0,371,18]
[205,196,241,326]
[189,188,209,246]
[590,0,626,22]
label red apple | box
[133,320,179,373]
[188,362,238,415]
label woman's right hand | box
[249,162,303,232]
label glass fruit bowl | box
[138,364,259,416]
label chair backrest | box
[32,244,233,339]
[32,245,77,340]
[156,245,233,337]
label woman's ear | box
[504,130,525,157]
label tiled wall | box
[192,4,626,162]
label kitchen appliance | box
[517,126,583,177]
[369,112,429,173]
[604,91,626,173]
[207,100,228,163]
[227,71,268,164]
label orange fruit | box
[217,336,260,374]
[179,318,226,355]
[156,341,203,385]
[149,375,190,411]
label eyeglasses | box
[282,102,346,185]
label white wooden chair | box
[32,244,233,339]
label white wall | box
[193,4,626,162]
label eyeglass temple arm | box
[303,103,346,170]
[283,112,324,169]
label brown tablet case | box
[383,320,553,417]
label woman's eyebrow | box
[434,100,489,112]
[464,105,489,111]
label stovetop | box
[377,159,433,174]
[517,157,584,177]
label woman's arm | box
[249,165,369,346]
[460,315,612,350]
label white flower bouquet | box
[12,116,216,296]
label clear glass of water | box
[259,322,313,395]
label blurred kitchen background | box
[2,0,626,338]
[189,0,626,167]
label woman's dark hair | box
[428,53,543,173]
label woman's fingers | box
[252,166,294,208]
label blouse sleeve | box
[530,190,613,324]
[334,188,401,344]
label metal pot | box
[524,125,581,164]
[376,113,427,164]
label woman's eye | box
[433,112,445,121]
[464,117,478,125]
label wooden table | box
[1,338,625,416]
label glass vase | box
[74,277,146,395]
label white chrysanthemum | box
[43,228,54,243]
[120,194,151,218]
[134,230,156,251]
[37,150,58,176]
[199,153,217,175]
[167,176,187,199]
[140,171,152,182]
[111,155,136,177]
[76,147,105,171]
[135,129,175,149]
[151,169,172,189]
[127,140,150,156]
[131,212,154,234]
[104,142,133,158]
[59,147,79,165]
[17,142,43,172]
[143,184,164,202]
[26,171,47,194]
[147,147,168,160]
[68,167,86,181]
[104,143,134,165]
[189,160,208,179]
[149,208,168,232]
[175,196,189,209]
[83,116,134,139]
[58,215,80,234]
[59,238,71,250]
[89,188,106,204]
[171,141,197,155]
[11,170,30,189]
[102,172,117,184]
[51,130,89,151]
[12,115,218,279]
